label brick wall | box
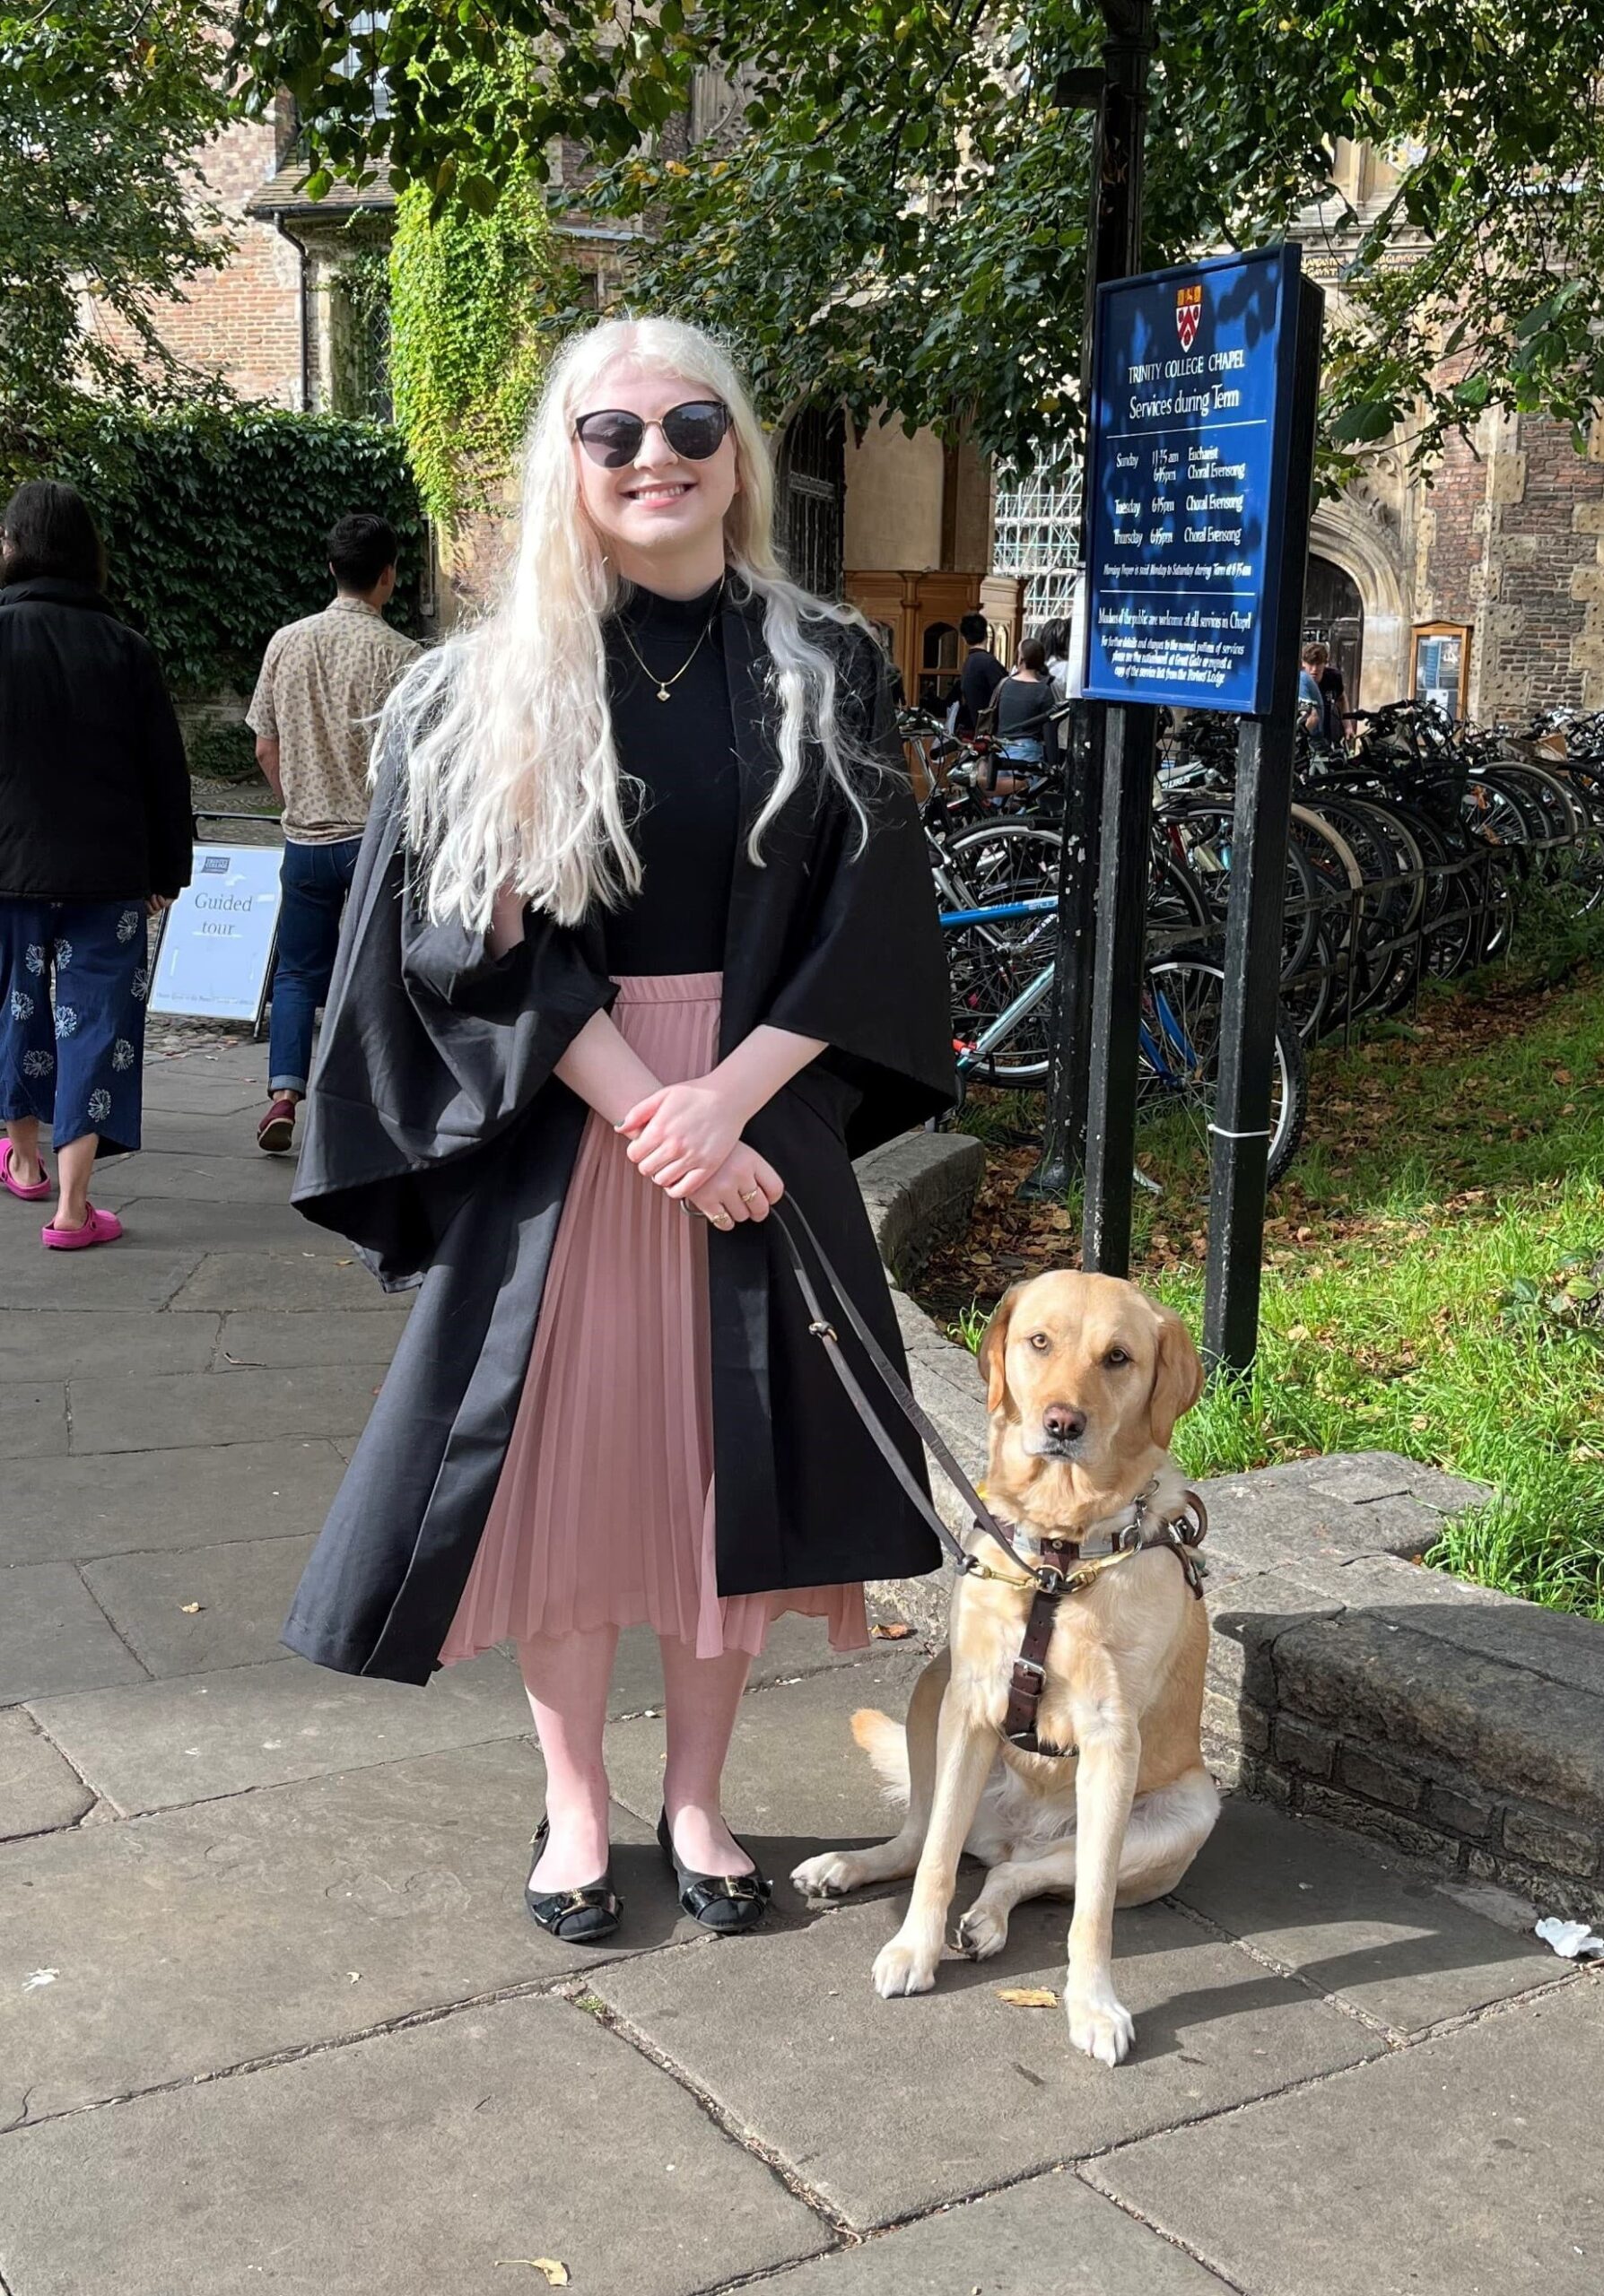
[1417,410,1604,717]
[96,118,303,408]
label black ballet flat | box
[524,1816,622,1944]
[658,1808,772,1935]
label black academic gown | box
[282,588,956,1686]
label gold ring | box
[713,1210,733,1225]
[738,1187,763,1204]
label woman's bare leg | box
[518,1623,619,1890]
[5,1116,44,1189]
[51,1134,99,1232]
[658,1636,754,1877]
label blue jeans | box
[267,839,361,1095]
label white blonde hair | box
[387,316,885,930]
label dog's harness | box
[769,1200,1208,1759]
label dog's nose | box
[1042,1404,1086,1443]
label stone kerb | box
[853,1133,1604,1919]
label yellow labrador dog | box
[793,1271,1217,2066]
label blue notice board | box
[1082,244,1303,716]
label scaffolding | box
[991,460,1084,629]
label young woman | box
[0,482,193,1248]
[285,317,955,1942]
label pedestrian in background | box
[0,481,193,1249]
[952,610,1005,736]
[248,513,419,1153]
[988,635,1061,796]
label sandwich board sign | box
[1081,243,1303,717]
[149,845,283,1031]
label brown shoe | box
[257,1097,296,1152]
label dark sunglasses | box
[572,399,733,468]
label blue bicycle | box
[943,895,1308,1189]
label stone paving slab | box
[66,1362,386,1454]
[0,1309,222,1380]
[0,1709,93,1841]
[0,1238,205,1310]
[748,2170,1233,2293]
[0,1564,149,1705]
[27,1648,531,1813]
[126,1107,289,1159]
[168,1248,397,1311]
[99,1194,327,1258]
[121,1072,266,1116]
[79,1535,316,1677]
[0,1382,68,1460]
[606,1615,896,1721]
[1172,1796,1551,2034]
[1094,1979,1604,2296]
[95,1153,308,1209]
[0,1741,701,2122]
[596,1894,1381,2230]
[604,1651,931,1910]
[215,1306,411,1368]
[4,1437,349,1565]
[0,1989,830,2296]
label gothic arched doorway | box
[1303,555,1364,721]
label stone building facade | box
[1304,144,1604,719]
[118,86,999,696]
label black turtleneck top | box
[602,576,740,975]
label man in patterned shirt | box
[248,513,419,1152]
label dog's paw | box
[790,1850,867,1900]
[1065,1982,1136,2067]
[955,1902,1009,1960]
[873,1933,941,1998]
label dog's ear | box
[978,1285,1022,1416]
[1147,1305,1205,1449]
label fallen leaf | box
[179,1602,203,1615]
[870,1622,915,1640]
[336,1257,353,1267]
[996,1986,1058,2008]
[493,2266,569,2286]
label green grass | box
[937,938,1604,1617]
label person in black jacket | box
[0,481,193,1248]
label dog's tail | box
[850,1708,910,1805]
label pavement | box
[2,1036,1600,2296]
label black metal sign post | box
[1027,1,1154,1200]
[1081,698,1159,1273]
[1203,276,1325,1373]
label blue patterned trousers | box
[0,899,150,1155]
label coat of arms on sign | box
[1176,283,1202,351]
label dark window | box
[779,404,846,601]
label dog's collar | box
[967,1472,1206,1588]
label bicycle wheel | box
[943,821,1063,918]
[1135,956,1307,1199]
[948,927,1055,1084]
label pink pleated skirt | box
[438,971,869,1665]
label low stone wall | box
[854,1130,985,1289]
[856,1132,1604,1923]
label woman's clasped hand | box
[616,1074,782,1226]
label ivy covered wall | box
[19,408,424,696]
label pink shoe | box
[41,1205,124,1251]
[1,1142,52,1201]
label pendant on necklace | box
[656,684,671,702]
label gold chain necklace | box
[615,587,722,702]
